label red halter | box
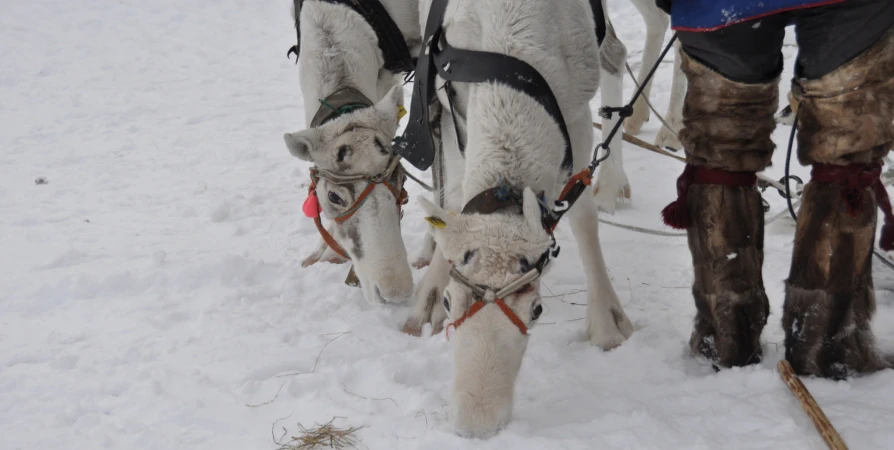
[444,266,542,339]
[303,160,408,261]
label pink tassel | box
[303,191,321,218]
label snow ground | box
[2,0,893,449]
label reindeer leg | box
[571,113,634,349]
[656,40,685,150]
[403,107,463,335]
[593,27,631,212]
[625,0,670,135]
[301,235,348,267]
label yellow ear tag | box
[397,105,408,121]
[424,216,447,229]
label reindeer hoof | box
[593,183,631,214]
[623,98,650,135]
[655,127,682,151]
[401,320,424,337]
[301,255,320,268]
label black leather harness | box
[395,0,607,172]
[288,0,416,75]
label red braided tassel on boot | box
[812,163,894,251]
[662,165,695,229]
[872,175,894,251]
[662,165,758,230]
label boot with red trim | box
[783,30,894,378]
[665,51,779,367]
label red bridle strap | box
[306,168,408,261]
[313,215,350,261]
[447,297,529,339]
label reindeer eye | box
[327,191,346,206]
[519,258,531,273]
[462,250,475,265]
[374,138,389,155]
[532,304,543,321]
[443,291,451,312]
[336,145,349,163]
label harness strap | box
[394,0,450,170]
[661,165,758,230]
[544,169,595,232]
[306,175,351,260]
[288,0,304,61]
[590,0,607,45]
[311,87,374,128]
[447,298,529,339]
[812,162,894,251]
[288,0,415,74]
[430,40,574,173]
[397,0,580,172]
[314,215,350,260]
[305,165,408,261]
[333,179,407,224]
[462,186,524,215]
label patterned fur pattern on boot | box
[784,182,888,378]
[679,52,779,172]
[677,50,778,367]
[784,30,894,378]
[793,30,894,166]
[688,184,770,367]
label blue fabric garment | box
[671,0,846,31]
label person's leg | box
[783,0,894,378]
[670,17,787,366]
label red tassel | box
[662,164,695,230]
[662,199,690,229]
[880,221,894,251]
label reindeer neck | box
[299,3,390,126]
[460,91,566,206]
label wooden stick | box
[777,360,849,450]
[592,122,686,163]
[592,122,790,193]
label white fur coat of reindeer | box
[283,0,421,304]
[407,0,635,438]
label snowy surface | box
[2,1,893,449]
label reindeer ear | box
[374,85,405,125]
[283,128,322,161]
[419,197,457,231]
[522,187,543,232]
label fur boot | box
[784,182,887,378]
[674,51,778,367]
[784,30,894,378]
[678,52,779,172]
[687,184,770,367]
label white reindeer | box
[282,0,421,304]
[407,0,635,437]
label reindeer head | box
[284,86,413,305]
[420,187,552,438]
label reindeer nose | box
[451,392,511,439]
[373,274,413,303]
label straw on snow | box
[276,418,363,450]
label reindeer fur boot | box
[666,51,778,367]
[687,182,770,367]
[784,30,894,378]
